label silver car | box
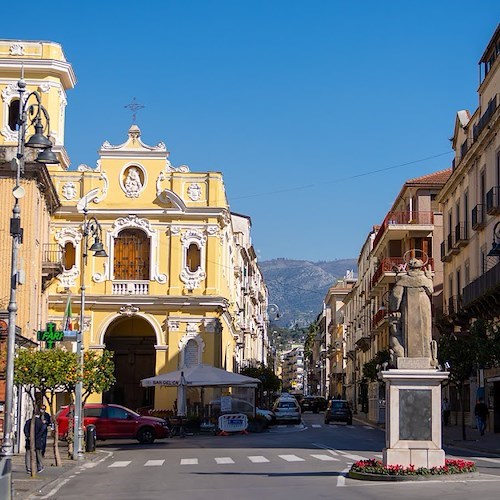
[272,396,301,424]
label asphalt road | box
[35,413,500,500]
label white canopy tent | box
[141,364,261,418]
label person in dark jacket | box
[39,405,53,457]
[474,398,489,436]
[24,412,45,473]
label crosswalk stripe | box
[337,452,367,461]
[215,457,234,464]
[311,424,322,428]
[279,454,305,462]
[472,457,500,464]
[144,460,164,467]
[248,456,270,463]
[180,458,198,465]
[363,426,374,430]
[108,461,131,468]
[310,454,338,461]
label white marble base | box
[381,367,449,469]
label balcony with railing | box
[42,243,64,290]
[373,211,434,249]
[453,222,469,249]
[462,261,500,317]
[486,186,500,215]
[371,256,435,288]
[112,281,149,295]
[471,204,486,230]
[371,308,389,330]
[441,241,451,262]
[473,95,498,142]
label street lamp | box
[1,78,59,460]
[74,207,107,460]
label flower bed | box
[349,458,476,481]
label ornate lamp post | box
[1,78,59,461]
[74,207,107,460]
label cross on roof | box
[124,97,145,123]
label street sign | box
[37,322,66,348]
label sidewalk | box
[353,413,500,456]
[11,440,100,499]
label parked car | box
[256,407,276,423]
[300,396,320,413]
[314,396,328,411]
[56,403,170,444]
[324,399,353,425]
[272,395,301,424]
[209,398,255,416]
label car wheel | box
[137,427,155,444]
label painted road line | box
[248,456,270,463]
[336,451,368,461]
[279,454,305,462]
[215,457,235,464]
[471,457,500,464]
[337,465,351,487]
[108,461,131,468]
[180,458,198,465]
[145,460,165,467]
[310,454,339,461]
[311,424,322,428]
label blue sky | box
[4,1,499,262]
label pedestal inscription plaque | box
[399,389,431,440]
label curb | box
[348,470,479,482]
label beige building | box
[437,24,500,431]
[344,169,449,422]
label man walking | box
[442,397,451,426]
[474,398,489,436]
[39,404,53,457]
[24,411,45,474]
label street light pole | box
[73,207,107,460]
[1,78,59,461]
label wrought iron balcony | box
[473,95,498,142]
[486,186,500,215]
[42,243,64,290]
[471,204,486,230]
[462,261,500,318]
[454,223,469,248]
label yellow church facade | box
[0,39,269,418]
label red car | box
[56,403,170,444]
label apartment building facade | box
[437,24,500,432]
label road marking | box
[311,424,322,428]
[279,454,305,462]
[180,458,198,465]
[215,457,235,464]
[248,456,270,463]
[337,465,351,487]
[145,460,165,467]
[310,454,338,461]
[471,456,500,464]
[363,426,374,430]
[336,451,368,461]
[108,461,131,468]
[374,454,382,458]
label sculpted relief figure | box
[388,257,437,367]
[124,167,143,198]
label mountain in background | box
[259,258,357,328]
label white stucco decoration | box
[10,43,24,56]
[61,182,77,200]
[119,304,140,316]
[38,83,51,93]
[179,229,207,291]
[120,165,146,198]
[155,172,187,210]
[1,83,19,102]
[168,320,180,331]
[178,332,205,368]
[57,266,79,288]
[55,227,82,246]
[93,170,109,204]
[187,183,202,201]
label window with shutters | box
[114,229,150,280]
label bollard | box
[85,424,96,452]
[0,457,12,500]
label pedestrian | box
[442,397,451,426]
[39,404,53,457]
[24,411,45,474]
[474,398,489,436]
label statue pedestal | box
[381,368,449,469]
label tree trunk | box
[460,383,467,441]
[30,412,36,477]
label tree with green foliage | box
[438,319,500,440]
[241,364,281,393]
[362,350,391,382]
[15,348,116,461]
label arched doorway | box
[103,316,156,411]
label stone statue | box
[388,257,436,368]
[124,167,142,198]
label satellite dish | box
[12,186,25,199]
